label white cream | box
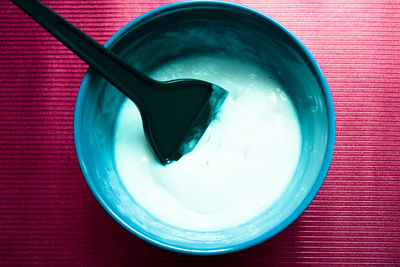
[113,55,301,231]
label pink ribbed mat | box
[1,0,400,265]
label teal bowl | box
[74,1,335,255]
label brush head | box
[169,84,228,162]
[140,80,228,165]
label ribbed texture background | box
[1,0,400,265]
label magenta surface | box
[1,0,400,265]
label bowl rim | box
[74,0,336,255]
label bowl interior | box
[74,2,333,254]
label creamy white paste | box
[113,55,301,231]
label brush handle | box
[11,0,156,110]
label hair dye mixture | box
[113,55,301,231]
